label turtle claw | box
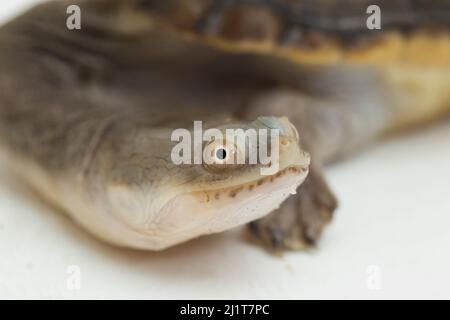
[249,167,337,252]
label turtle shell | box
[140,0,450,66]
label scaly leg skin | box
[249,166,337,251]
[244,88,389,251]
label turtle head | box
[104,117,310,250]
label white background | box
[1,0,450,299]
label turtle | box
[0,0,449,252]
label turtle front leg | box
[243,89,387,251]
[249,165,337,251]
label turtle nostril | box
[280,138,290,147]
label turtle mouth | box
[150,164,309,249]
[193,165,309,203]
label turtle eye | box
[203,139,238,172]
[215,147,228,161]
